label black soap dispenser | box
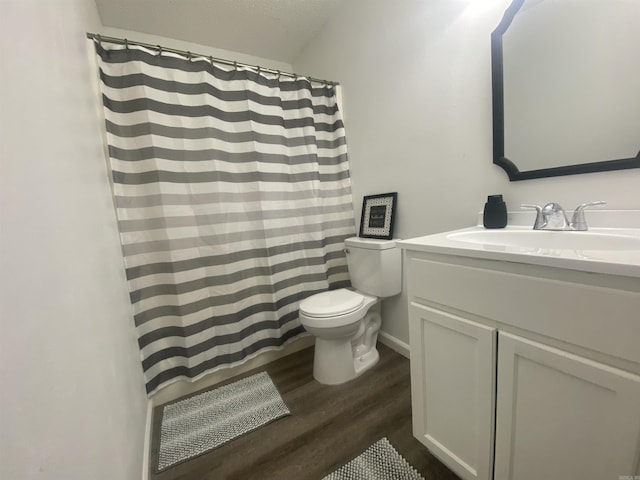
[483,194,507,229]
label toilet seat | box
[299,289,377,330]
[299,289,364,318]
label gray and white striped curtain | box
[94,43,355,395]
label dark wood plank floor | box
[150,344,461,480]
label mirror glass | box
[491,0,640,180]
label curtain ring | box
[209,56,214,67]
[96,34,102,47]
[124,38,129,51]
[157,45,162,57]
[277,70,281,80]
[187,51,192,62]
[233,61,238,72]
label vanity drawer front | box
[407,255,640,365]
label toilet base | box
[312,337,380,385]
[354,348,379,376]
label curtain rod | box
[86,33,339,86]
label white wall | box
[293,0,640,344]
[100,27,294,74]
[0,1,148,479]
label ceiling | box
[94,0,346,64]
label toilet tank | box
[344,237,402,297]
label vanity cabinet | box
[404,250,640,480]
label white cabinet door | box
[409,303,496,480]
[495,332,640,480]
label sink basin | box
[446,229,640,251]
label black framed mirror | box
[491,0,640,181]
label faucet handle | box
[520,204,544,229]
[570,201,606,231]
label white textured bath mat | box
[323,437,425,480]
[157,371,289,472]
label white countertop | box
[398,211,640,278]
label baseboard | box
[141,398,153,480]
[378,331,410,359]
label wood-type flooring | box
[150,343,461,480]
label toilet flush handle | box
[344,248,350,254]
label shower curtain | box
[94,42,355,395]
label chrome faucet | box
[521,201,606,231]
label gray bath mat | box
[323,437,425,480]
[157,371,289,472]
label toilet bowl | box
[298,237,401,385]
[299,289,381,385]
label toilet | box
[298,237,401,385]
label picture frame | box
[359,192,398,240]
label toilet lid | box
[299,289,365,317]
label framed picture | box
[359,192,397,240]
